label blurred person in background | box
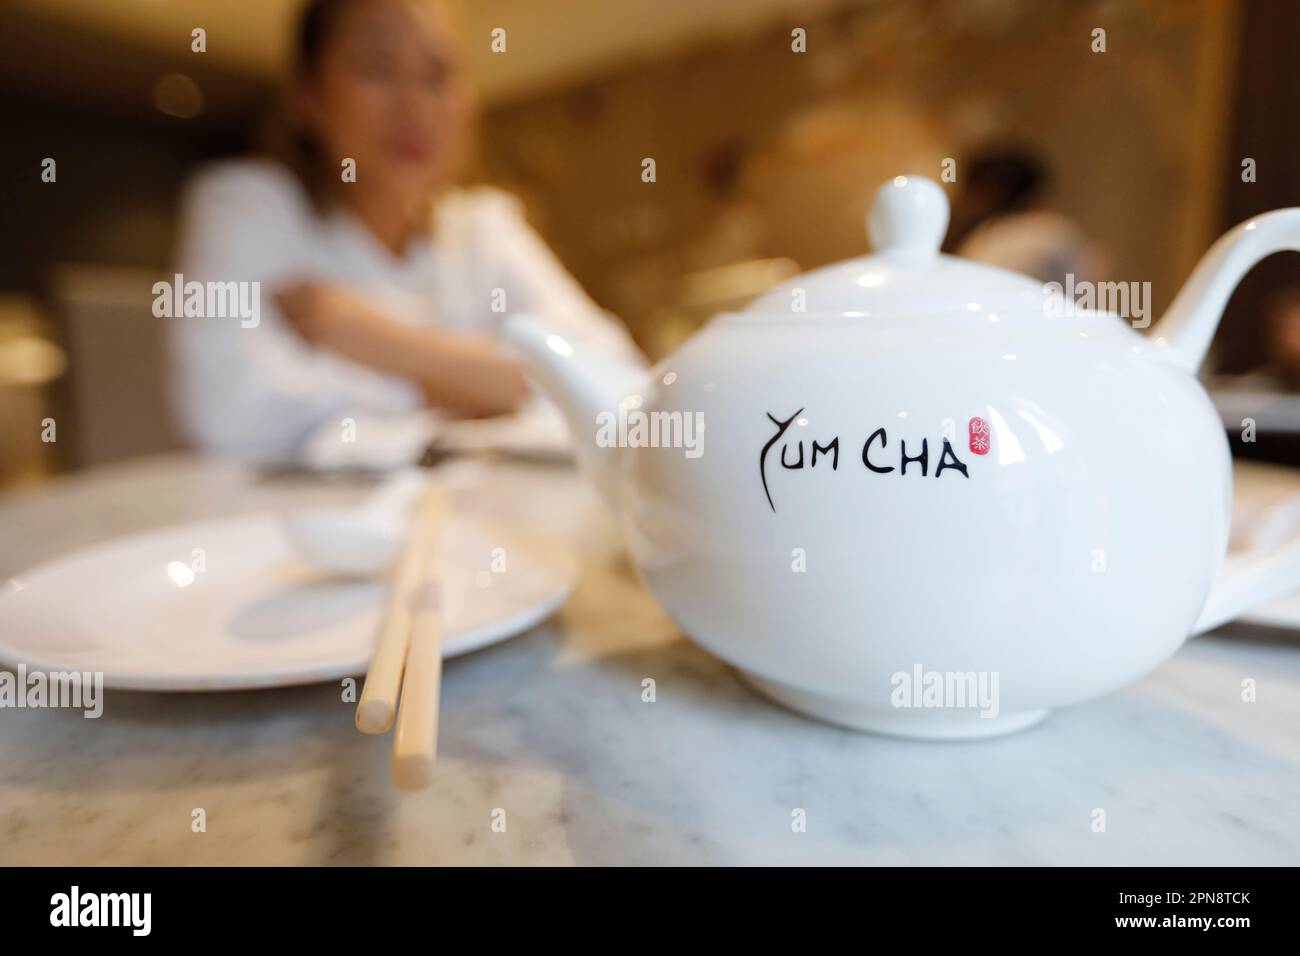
[1257,288,1300,389]
[945,147,1104,289]
[170,0,634,460]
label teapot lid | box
[745,175,1051,318]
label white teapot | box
[503,175,1300,739]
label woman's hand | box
[275,280,529,418]
[417,334,531,418]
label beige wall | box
[478,0,1239,353]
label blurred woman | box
[945,148,1105,290]
[170,0,633,459]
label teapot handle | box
[1151,208,1300,633]
[1154,208,1300,371]
[1193,533,1300,635]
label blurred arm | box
[274,280,529,418]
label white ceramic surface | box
[283,468,429,577]
[0,511,577,691]
[1231,478,1300,630]
[1240,590,1300,630]
[502,174,1300,739]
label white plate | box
[1239,592,1300,629]
[0,512,577,691]
[1229,464,1300,630]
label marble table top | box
[1,454,1298,865]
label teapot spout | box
[1153,208,1300,371]
[500,313,647,510]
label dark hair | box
[965,151,1047,214]
[944,148,1049,252]
[258,0,358,212]
[297,0,351,78]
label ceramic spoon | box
[282,468,430,577]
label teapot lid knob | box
[867,175,949,257]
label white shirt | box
[169,158,630,460]
[955,209,1096,290]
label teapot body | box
[610,311,1230,736]
[501,175,1300,738]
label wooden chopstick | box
[355,487,444,736]
[391,569,444,790]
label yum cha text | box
[760,408,989,512]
